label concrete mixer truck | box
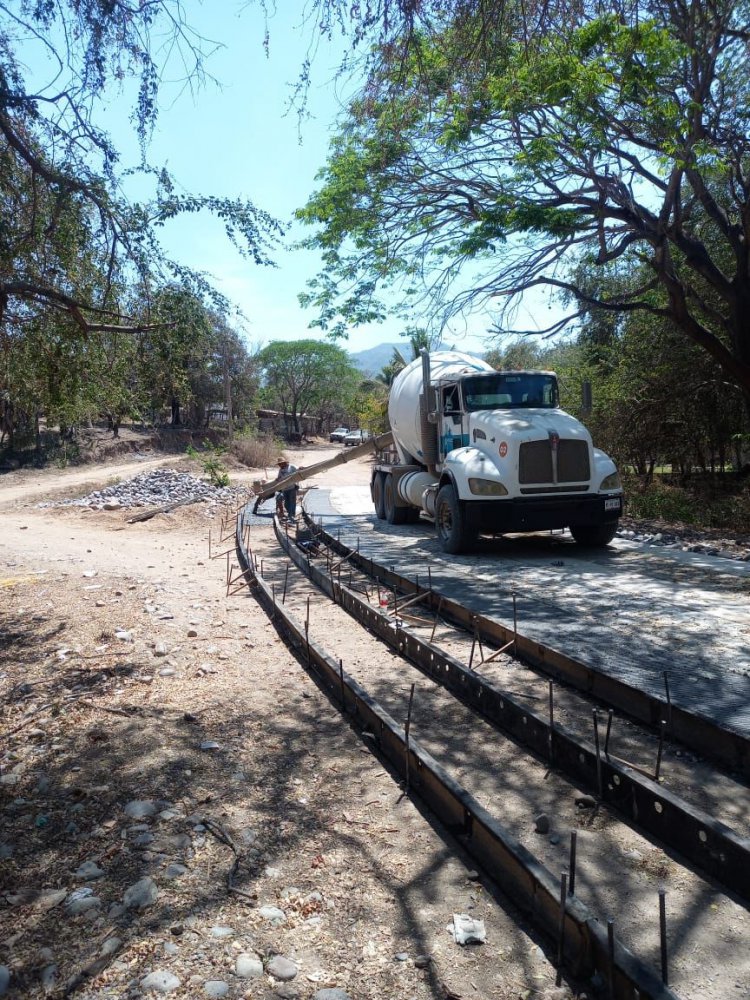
[371,351,623,553]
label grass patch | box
[624,474,750,533]
[230,432,279,470]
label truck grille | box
[519,440,590,484]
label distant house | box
[256,409,318,440]
[207,403,229,423]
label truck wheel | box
[384,474,408,524]
[372,472,386,520]
[435,484,475,553]
[570,523,618,547]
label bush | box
[623,478,697,523]
[186,439,230,487]
[623,474,750,532]
[231,433,279,469]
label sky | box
[29,2,554,357]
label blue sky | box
[112,2,512,356]
[29,2,554,356]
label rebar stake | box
[404,682,416,793]
[339,657,345,708]
[548,680,555,764]
[282,565,290,604]
[593,709,603,800]
[430,597,444,644]
[568,831,577,896]
[659,889,669,985]
[305,595,311,664]
[607,919,615,998]
[655,719,667,781]
[271,583,276,621]
[663,671,672,731]
[555,871,568,987]
[512,590,518,658]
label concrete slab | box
[305,486,750,740]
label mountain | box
[350,342,485,376]
[349,343,404,376]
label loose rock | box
[203,980,229,997]
[209,925,233,938]
[65,888,101,915]
[75,860,104,880]
[141,970,181,993]
[258,904,287,925]
[124,800,157,819]
[267,955,297,981]
[123,876,158,909]
[235,953,263,979]
[534,813,550,834]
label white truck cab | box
[372,351,623,553]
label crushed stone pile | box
[617,518,750,562]
[38,468,252,510]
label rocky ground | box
[618,514,750,561]
[0,451,563,1000]
[1,448,748,1000]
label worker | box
[274,457,299,520]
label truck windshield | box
[461,373,558,410]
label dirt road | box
[0,451,551,1000]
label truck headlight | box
[468,478,508,496]
[600,472,621,491]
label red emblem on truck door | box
[499,441,508,457]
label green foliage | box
[297,0,750,403]
[258,339,362,432]
[623,478,697,524]
[196,440,230,488]
[0,3,277,451]
[624,476,750,533]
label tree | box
[298,0,750,413]
[0,2,280,341]
[257,340,361,434]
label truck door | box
[440,384,467,458]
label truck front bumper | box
[468,492,623,534]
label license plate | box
[604,497,621,511]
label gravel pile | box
[38,468,251,511]
[617,520,750,561]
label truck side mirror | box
[581,380,592,414]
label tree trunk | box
[171,397,181,425]
[223,341,234,441]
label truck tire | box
[384,473,408,524]
[435,484,475,553]
[570,522,618,547]
[372,472,386,520]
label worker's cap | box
[276,457,288,465]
